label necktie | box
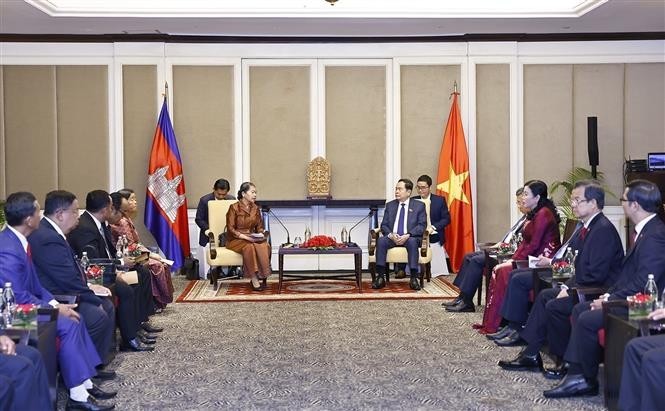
[630,229,638,247]
[71,248,87,283]
[99,226,112,258]
[396,203,406,235]
[579,227,589,241]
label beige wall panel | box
[573,64,624,205]
[476,64,510,242]
[400,64,460,184]
[56,66,109,200]
[0,66,5,199]
[625,63,665,159]
[326,66,386,199]
[249,66,310,200]
[173,66,235,202]
[523,65,573,200]
[3,66,58,202]
[122,65,158,245]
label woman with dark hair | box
[225,182,271,291]
[109,188,174,311]
[476,179,561,334]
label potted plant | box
[550,167,615,222]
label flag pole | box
[163,82,169,104]
[451,81,459,98]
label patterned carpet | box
[68,275,607,411]
[176,276,459,303]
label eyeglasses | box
[620,197,630,202]
[570,198,589,206]
[416,186,429,191]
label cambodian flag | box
[144,97,190,271]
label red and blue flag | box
[145,97,190,271]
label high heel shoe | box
[249,281,263,291]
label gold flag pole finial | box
[450,81,459,99]
[162,82,169,100]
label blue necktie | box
[396,203,406,235]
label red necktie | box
[630,229,638,247]
[579,227,589,241]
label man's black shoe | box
[445,300,475,312]
[442,296,462,307]
[137,330,158,340]
[486,326,512,340]
[372,275,386,289]
[409,277,421,291]
[88,384,117,399]
[543,374,599,398]
[120,338,155,352]
[94,369,116,381]
[141,322,163,333]
[543,362,569,380]
[498,351,543,371]
[66,396,115,410]
[138,334,157,345]
[494,330,526,347]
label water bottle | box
[80,251,90,272]
[3,283,16,328]
[563,247,575,275]
[122,235,130,257]
[341,227,348,243]
[116,237,124,258]
[644,274,658,311]
[304,227,311,243]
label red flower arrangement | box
[631,292,652,304]
[86,265,104,284]
[495,242,513,255]
[126,243,143,257]
[300,235,342,250]
[13,304,38,329]
[551,260,572,275]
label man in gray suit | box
[374,178,427,290]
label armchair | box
[367,228,432,289]
[205,200,243,290]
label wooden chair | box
[367,228,432,288]
[206,200,255,290]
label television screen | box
[648,152,665,171]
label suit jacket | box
[67,211,114,260]
[0,228,54,307]
[565,212,624,288]
[380,199,427,239]
[195,192,235,246]
[412,194,450,245]
[609,216,665,300]
[28,219,103,306]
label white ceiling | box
[0,0,663,37]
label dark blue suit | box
[513,213,624,357]
[195,192,235,247]
[0,228,101,389]
[28,218,115,360]
[0,330,51,411]
[619,334,665,411]
[415,194,450,245]
[376,199,427,273]
[565,215,665,380]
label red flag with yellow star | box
[436,92,474,273]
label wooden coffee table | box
[277,246,363,293]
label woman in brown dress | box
[226,182,271,291]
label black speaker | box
[587,117,599,167]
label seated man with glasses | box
[394,174,450,278]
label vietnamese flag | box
[436,91,474,273]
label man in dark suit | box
[619,308,665,411]
[497,181,623,368]
[443,187,528,312]
[28,190,116,362]
[67,190,154,352]
[544,179,665,398]
[0,191,115,410]
[374,178,427,291]
[395,174,450,278]
[195,178,234,247]
[0,331,51,411]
